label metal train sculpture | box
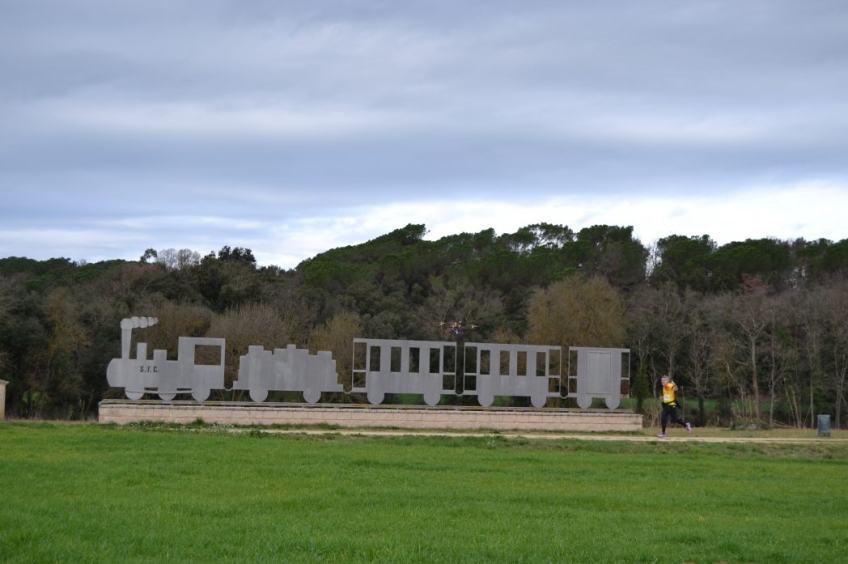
[107,317,629,409]
[107,317,224,401]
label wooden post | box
[0,379,7,420]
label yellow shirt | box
[662,382,676,405]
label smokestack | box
[120,317,159,359]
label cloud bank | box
[2,1,846,267]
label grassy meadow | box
[1,422,846,563]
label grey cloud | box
[1,0,846,264]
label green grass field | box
[1,423,846,563]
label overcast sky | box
[2,0,847,268]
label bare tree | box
[176,249,201,270]
[822,280,848,428]
[419,277,503,340]
[625,284,656,411]
[708,302,751,423]
[777,288,810,428]
[151,248,201,270]
[724,277,771,420]
[526,275,626,349]
[686,294,718,426]
[761,291,799,426]
[796,287,827,428]
[650,281,695,382]
[156,248,179,270]
[206,303,290,388]
[264,280,318,347]
[310,310,362,392]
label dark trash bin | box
[817,414,831,436]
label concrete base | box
[98,400,642,432]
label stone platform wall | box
[98,400,642,432]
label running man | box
[657,375,692,438]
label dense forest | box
[2,223,848,428]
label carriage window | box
[409,347,420,373]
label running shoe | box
[685,422,692,433]
[656,433,666,438]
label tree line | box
[1,223,847,427]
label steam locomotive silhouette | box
[106,317,339,403]
[106,317,227,402]
[107,318,628,409]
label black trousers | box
[661,403,684,432]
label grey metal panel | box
[231,344,342,403]
[465,342,559,408]
[568,347,629,410]
[177,337,226,401]
[586,351,611,395]
[349,340,560,408]
[351,338,453,405]
[152,348,176,401]
[233,346,272,402]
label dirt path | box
[257,428,847,443]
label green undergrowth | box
[1,423,846,563]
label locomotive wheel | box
[159,392,176,402]
[192,388,210,402]
[531,393,547,408]
[303,389,320,404]
[126,390,144,400]
[423,390,440,406]
[250,388,268,403]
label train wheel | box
[531,393,547,408]
[192,388,210,402]
[605,396,620,410]
[303,389,320,404]
[126,390,144,400]
[250,388,268,403]
[367,389,384,405]
[423,390,440,406]
[478,390,494,407]
[576,394,592,409]
[159,392,176,402]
